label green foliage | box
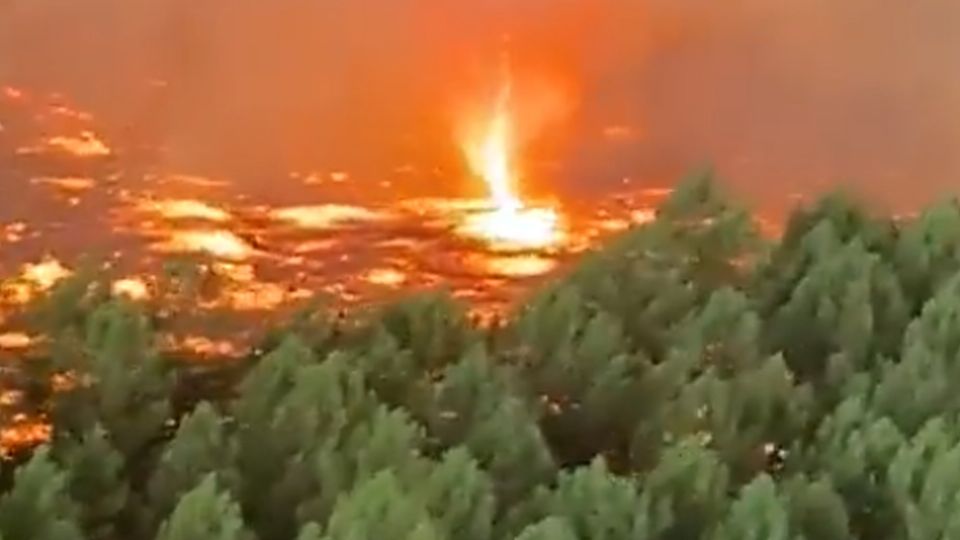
[369,291,476,373]
[712,475,790,540]
[782,475,852,540]
[420,448,495,540]
[321,471,441,540]
[148,402,236,531]
[512,284,651,464]
[513,457,647,540]
[762,222,908,379]
[513,517,578,540]
[887,418,960,540]
[0,447,83,540]
[428,347,555,503]
[154,474,251,540]
[58,425,129,539]
[233,348,375,540]
[894,199,960,308]
[53,299,172,461]
[637,438,730,538]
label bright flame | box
[18,131,111,158]
[0,332,34,350]
[112,277,151,300]
[31,177,97,192]
[21,258,72,290]
[459,53,564,251]
[466,70,522,213]
[137,198,232,222]
[270,204,385,229]
[152,230,254,260]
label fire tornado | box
[457,53,565,252]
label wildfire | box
[21,257,72,290]
[31,176,97,193]
[152,230,255,261]
[270,204,385,230]
[458,54,565,252]
[112,277,151,301]
[136,198,232,222]
[18,131,111,158]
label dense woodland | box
[4,171,960,539]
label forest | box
[3,170,960,540]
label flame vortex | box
[459,54,564,251]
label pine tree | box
[53,299,172,461]
[804,396,905,538]
[511,457,647,540]
[58,425,129,539]
[782,475,852,540]
[154,474,250,540]
[712,475,790,540]
[321,471,441,540]
[893,199,960,309]
[429,346,555,504]
[235,351,374,540]
[874,274,960,433]
[762,221,907,380]
[419,448,495,540]
[148,402,237,531]
[511,284,651,465]
[296,404,429,530]
[297,523,322,540]
[636,437,730,538]
[0,446,83,540]
[512,517,578,540]
[887,417,960,540]
[371,291,476,373]
[662,287,811,478]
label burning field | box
[0,69,667,358]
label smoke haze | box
[2,0,959,210]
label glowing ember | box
[0,391,21,407]
[1,86,25,101]
[31,176,97,192]
[0,332,34,350]
[112,277,151,300]
[0,257,72,306]
[158,174,230,188]
[270,204,384,229]
[47,104,94,122]
[153,230,255,260]
[459,53,564,251]
[21,257,71,290]
[473,254,558,277]
[365,267,408,287]
[19,131,111,157]
[2,222,28,243]
[1,420,51,458]
[631,208,657,225]
[137,198,232,222]
[165,335,245,358]
[460,206,563,251]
